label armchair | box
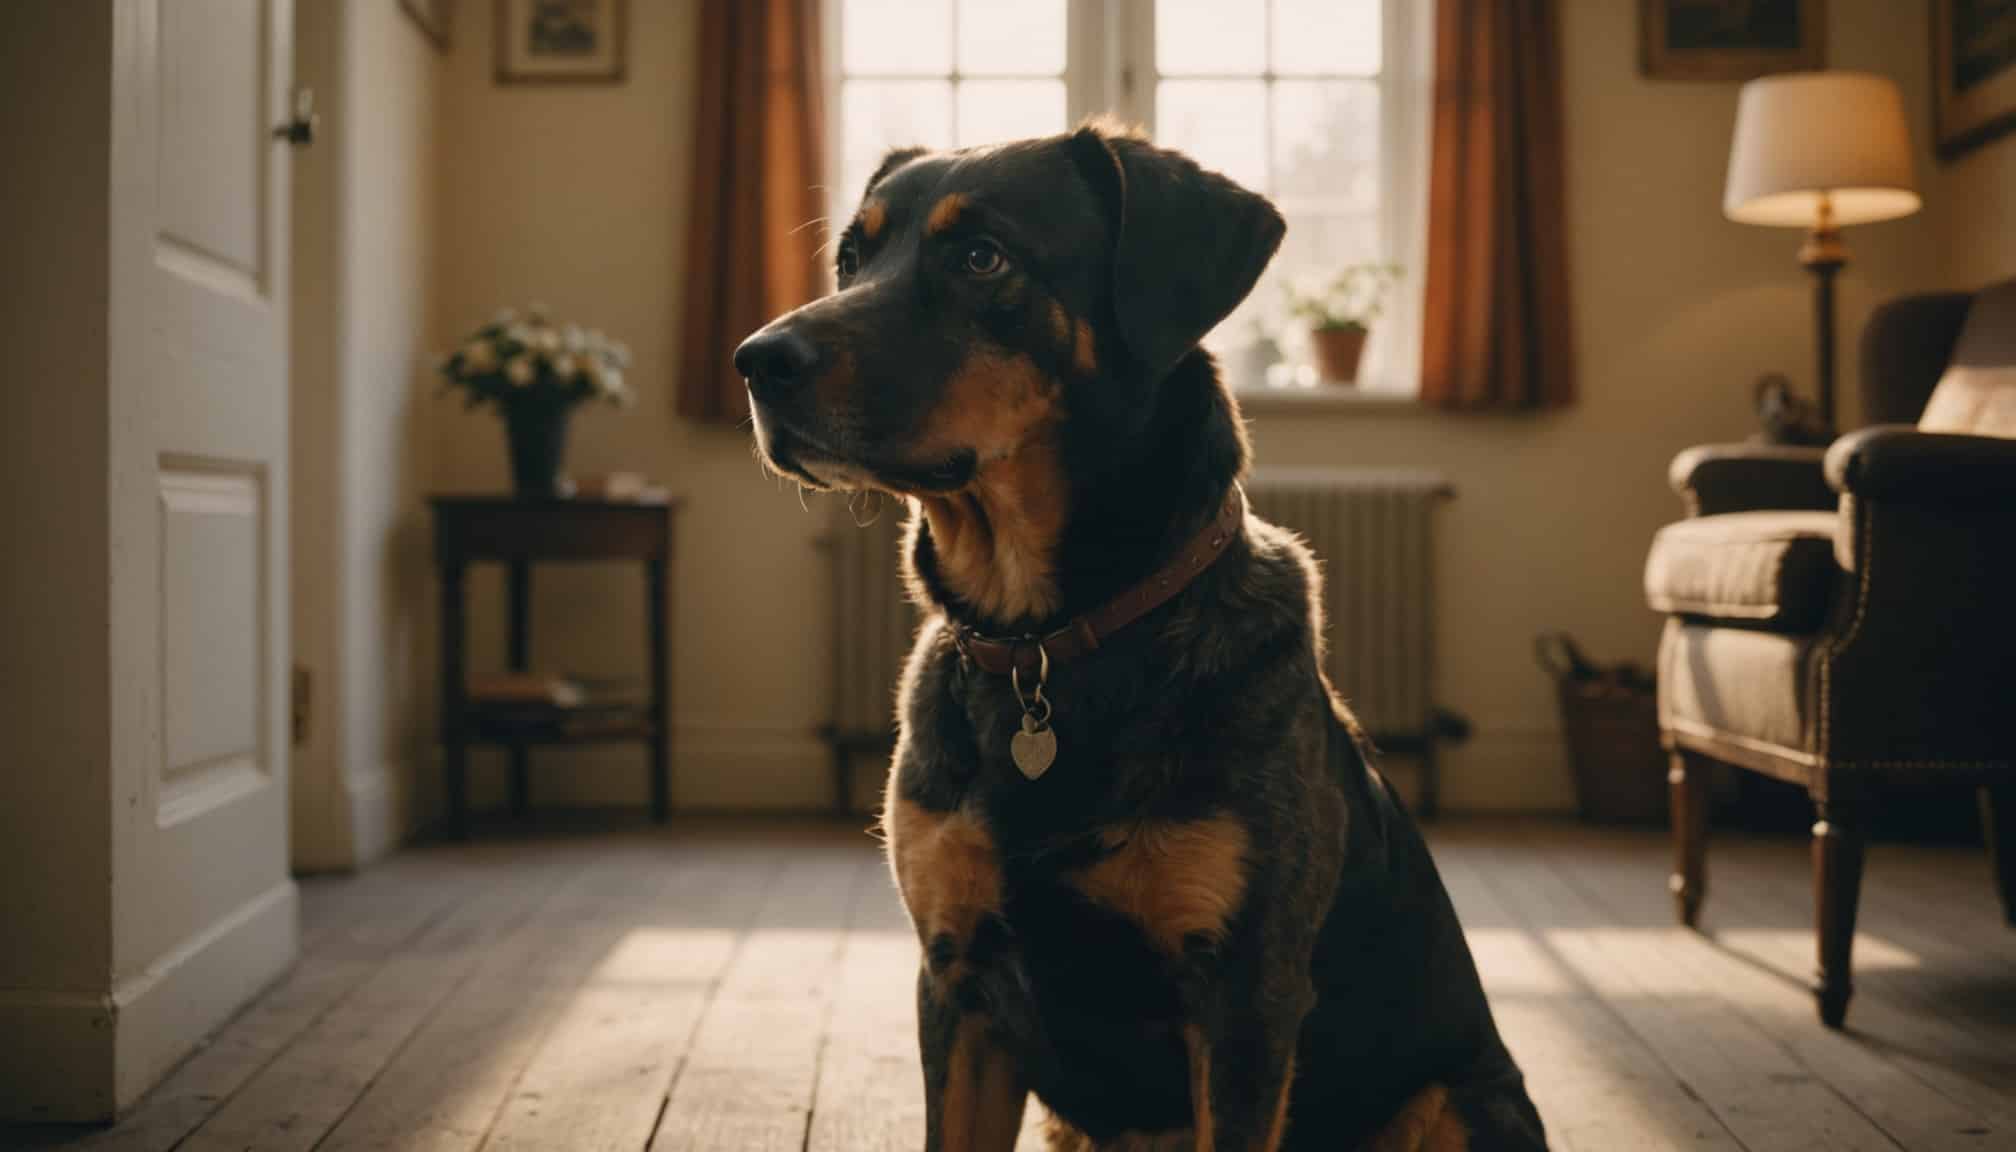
[1644,280,2016,1027]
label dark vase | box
[504,395,571,498]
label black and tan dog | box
[735,122,1547,1151]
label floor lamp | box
[1724,72,1922,434]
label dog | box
[735,121,1548,1151]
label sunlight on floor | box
[1716,929,1922,972]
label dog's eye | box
[836,242,860,279]
[960,240,1006,278]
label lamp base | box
[1799,226,1846,269]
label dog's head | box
[735,122,1284,496]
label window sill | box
[1232,386,1421,416]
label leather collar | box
[950,485,1247,680]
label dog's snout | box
[735,327,820,400]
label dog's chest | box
[886,798,1250,976]
[885,796,1252,1118]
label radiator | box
[1246,467,1453,739]
[826,503,919,743]
[823,469,1455,813]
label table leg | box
[508,559,530,821]
[441,560,469,839]
[647,556,670,823]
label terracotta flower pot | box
[1309,325,1368,385]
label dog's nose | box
[734,327,819,400]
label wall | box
[291,0,441,867]
[1937,122,2016,288]
[0,0,115,1015]
[425,0,1949,815]
[434,0,834,811]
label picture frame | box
[1933,0,2016,161]
[495,0,628,85]
[1640,0,1826,82]
[400,0,452,53]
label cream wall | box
[0,0,115,999]
[433,0,833,811]
[292,0,441,866]
[1936,127,2016,288]
[422,0,1950,815]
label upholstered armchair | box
[1643,280,2016,1027]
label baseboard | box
[1435,729,1575,814]
[672,730,832,811]
[823,729,1577,818]
[0,988,115,1122]
[345,767,401,866]
[0,880,297,1123]
[450,728,833,813]
[431,728,1574,817]
[113,879,298,1112]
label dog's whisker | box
[848,491,885,529]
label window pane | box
[956,80,1067,148]
[844,0,951,75]
[1212,209,1380,368]
[1271,81,1379,211]
[957,0,1065,76]
[1271,0,1381,76]
[1155,80,1268,192]
[841,81,953,202]
[1156,0,1264,75]
[1277,210,1382,279]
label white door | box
[106,0,298,1109]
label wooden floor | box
[10,819,2014,1151]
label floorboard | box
[9,818,2011,1152]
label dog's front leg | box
[918,965,1027,1152]
[1188,1011,1302,1152]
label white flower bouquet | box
[438,305,634,410]
[439,305,635,496]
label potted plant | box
[1285,263,1401,386]
[438,305,633,498]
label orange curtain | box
[679,0,827,424]
[1420,0,1575,410]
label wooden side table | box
[430,495,679,838]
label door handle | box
[273,88,317,147]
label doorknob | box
[273,88,317,147]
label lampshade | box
[1724,71,1921,228]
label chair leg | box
[1661,758,1709,928]
[1985,783,2016,927]
[1669,750,1711,928]
[1813,787,1866,1029]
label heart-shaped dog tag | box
[1010,713,1057,780]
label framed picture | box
[1641,0,1826,82]
[1934,0,2016,161]
[400,0,452,53]
[495,0,627,85]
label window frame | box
[823,0,1426,394]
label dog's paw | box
[1363,1083,1468,1152]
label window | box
[829,0,1429,393]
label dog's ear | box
[864,146,927,198]
[1065,123,1286,382]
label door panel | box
[156,0,267,291]
[158,462,268,827]
[109,0,295,1095]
